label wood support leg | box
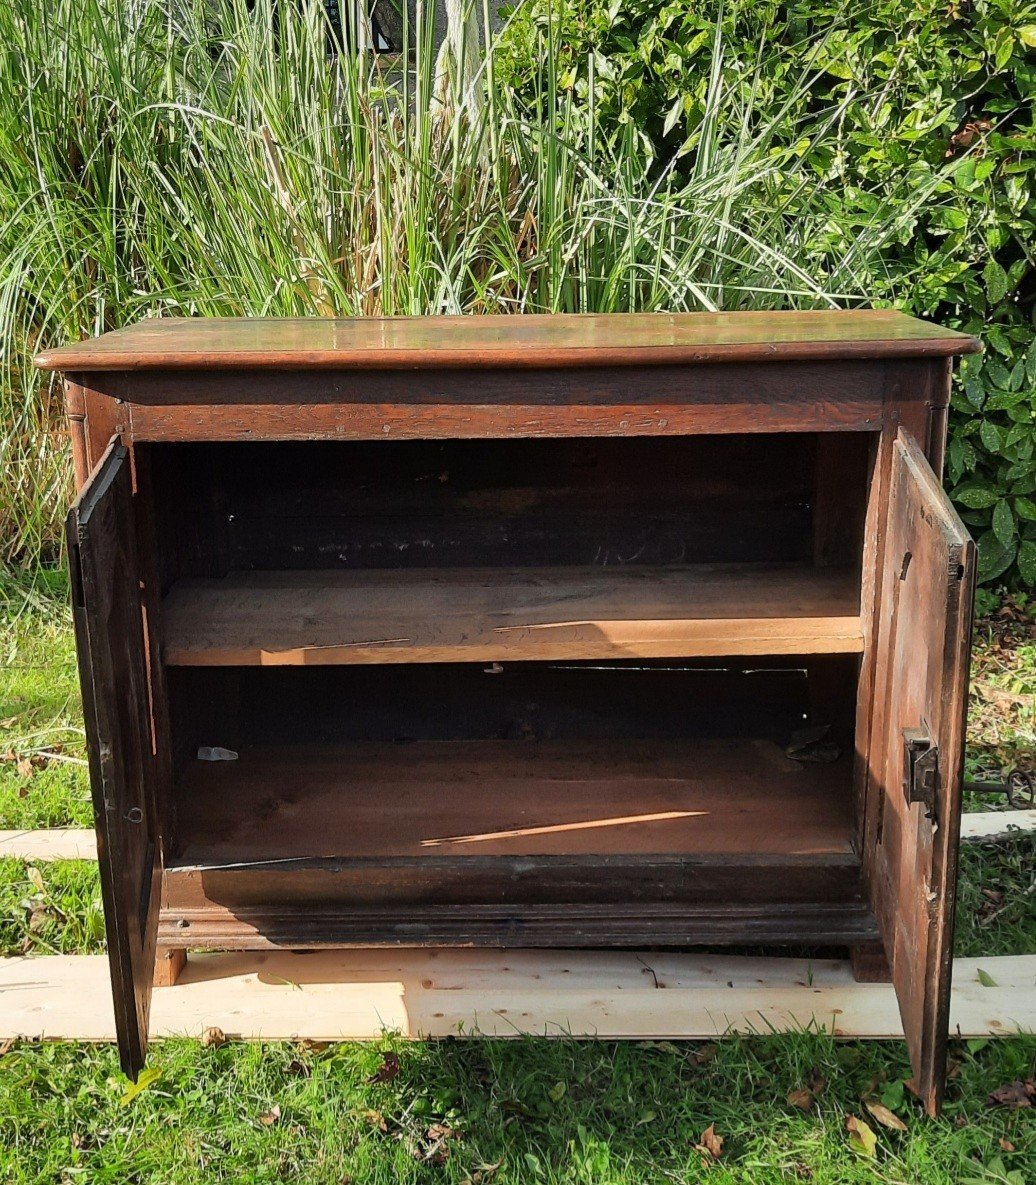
[153,948,187,987]
[849,942,892,983]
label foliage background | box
[0,0,1034,587]
[499,0,1036,588]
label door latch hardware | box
[903,726,938,821]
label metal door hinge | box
[903,726,939,822]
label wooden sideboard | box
[37,310,980,1113]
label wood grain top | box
[35,310,979,371]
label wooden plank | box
[0,830,97,862]
[162,565,864,666]
[33,311,979,372]
[1,951,1030,1042]
[960,810,1036,842]
[129,398,885,442]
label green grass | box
[0,859,103,957]
[0,570,89,829]
[0,1034,1033,1183]
[955,838,1036,961]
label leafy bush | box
[499,0,1036,586]
[1,0,1032,585]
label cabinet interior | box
[147,432,875,926]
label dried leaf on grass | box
[846,1115,877,1158]
[987,1080,1035,1109]
[786,1088,814,1112]
[414,1122,460,1164]
[363,1109,388,1132]
[695,1123,724,1160]
[258,1104,281,1126]
[865,1101,907,1132]
[201,1026,227,1048]
[367,1051,401,1084]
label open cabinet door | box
[67,440,162,1079]
[871,429,976,1116]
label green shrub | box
[499,0,1036,586]
[1,0,1032,584]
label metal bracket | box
[903,726,939,822]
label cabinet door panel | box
[67,439,162,1079]
[871,429,975,1115]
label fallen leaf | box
[787,1088,814,1111]
[987,1081,1034,1109]
[691,1043,718,1066]
[367,1051,401,1084]
[865,1101,907,1132]
[460,1159,503,1185]
[696,1123,723,1160]
[26,867,45,894]
[286,1058,310,1078]
[16,758,33,780]
[807,1066,828,1095]
[976,968,998,987]
[120,1066,163,1105]
[846,1115,877,1158]
[999,1138,1016,1152]
[201,1026,227,1048]
[298,1039,329,1053]
[0,1038,15,1057]
[414,1122,459,1165]
[258,1104,281,1126]
[363,1109,388,1132]
[27,905,50,932]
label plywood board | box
[0,829,97,861]
[1,951,1031,1042]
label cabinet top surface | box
[36,310,979,372]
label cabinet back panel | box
[148,436,870,576]
[169,657,857,750]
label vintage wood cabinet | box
[37,311,980,1112]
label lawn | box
[0,575,1033,1182]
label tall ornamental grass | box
[0,0,965,568]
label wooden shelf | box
[171,739,853,864]
[162,564,863,666]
